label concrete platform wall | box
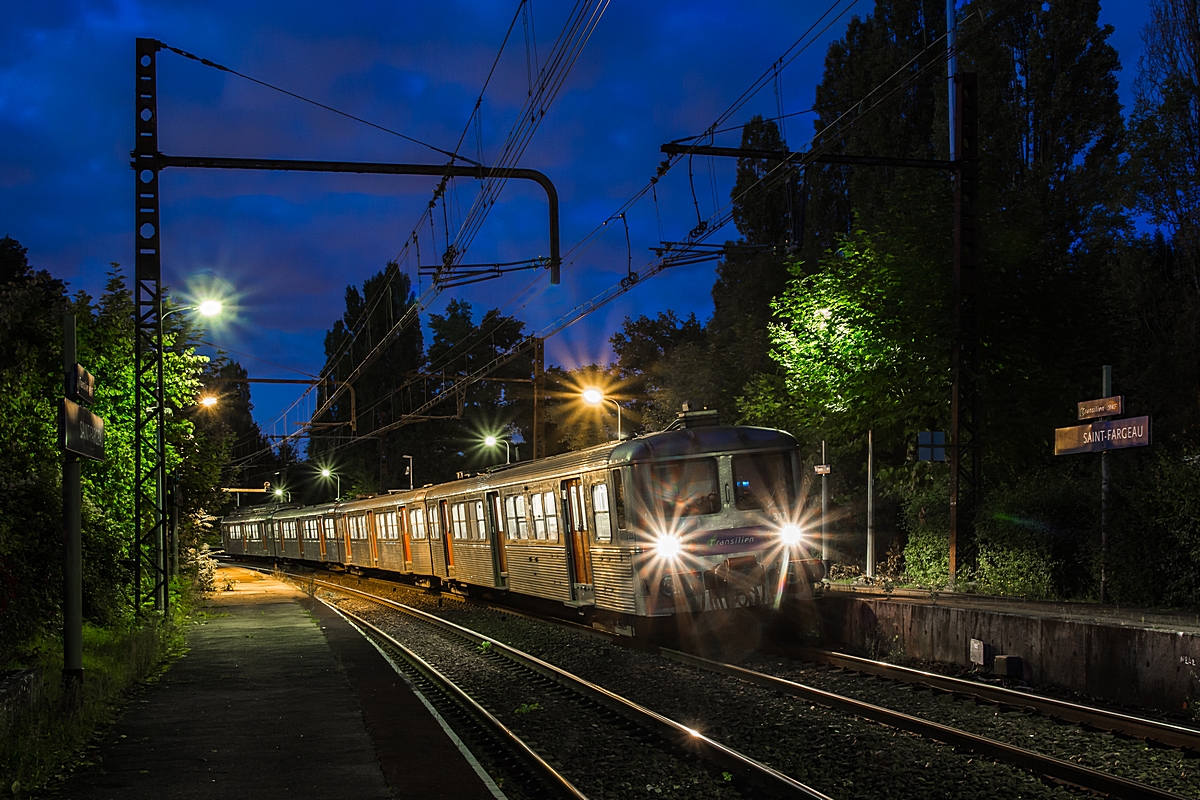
[818,596,1200,713]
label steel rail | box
[315,595,588,800]
[312,577,833,800]
[659,649,1193,800]
[784,647,1200,752]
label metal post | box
[133,38,168,615]
[403,454,414,491]
[866,430,875,579]
[62,315,83,704]
[171,467,179,579]
[948,73,980,589]
[821,440,829,562]
[947,0,958,161]
[1100,364,1112,603]
[533,337,545,458]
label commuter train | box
[220,410,825,626]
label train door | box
[486,491,507,588]
[562,478,594,603]
[399,505,412,567]
[367,511,379,566]
[439,500,454,574]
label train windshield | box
[636,457,720,518]
[732,451,797,513]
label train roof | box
[609,425,797,464]
[216,424,798,522]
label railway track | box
[314,579,831,799]
[256,566,1199,799]
[779,646,1200,752]
[322,599,588,800]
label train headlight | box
[656,533,682,559]
[780,524,802,546]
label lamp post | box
[581,388,623,440]
[320,468,341,501]
[143,298,223,614]
[273,487,292,503]
[484,435,511,465]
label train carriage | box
[372,497,408,573]
[337,496,380,569]
[219,412,824,622]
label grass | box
[0,581,198,798]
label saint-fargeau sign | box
[60,398,105,461]
[1054,415,1150,456]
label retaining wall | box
[818,596,1200,713]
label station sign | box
[814,464,831,475]
[1054,416,1150,456]
[1077,395,1123,421]
[60,398,105,461]
[70,364,95,405]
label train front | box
[611,421,825,616]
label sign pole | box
[1100,364,1112,603]
[62,314,83,707]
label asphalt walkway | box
[53,565,499,800]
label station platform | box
[816,583,1200,714]
[53,565,500,800]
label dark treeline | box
[0,237,283,660]
[598,0,1200,605]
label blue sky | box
[2,1,1151,437]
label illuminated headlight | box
[780,524,802,546]
[656,533,682,559]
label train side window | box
[531,493,547,540]
[475,500,487,540]
[408,508,426,540]
[592,483,612,543]
[323,518,336,539]
[543,491,560,541]
[611,469,627,530]
[451,503,469,539]
[428,506,441,540]
[504,495,529,539]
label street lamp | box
[273,487,291,503]
[582,388,623,440]
[198,395,218,408]
[484,435,511,464]
[162,299,223,322]
[320,468,341,501]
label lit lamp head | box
[274,488,283,498]
[199,395,218,408]
[581,388,603,406]
[320,468,332,478]
[484,435,498,447]
[780,524,803,546]
[198,300,223,317]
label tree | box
[311,264,424,495]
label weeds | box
[513,702,542,715]
[476,641,493,654]
[0,581,199,796]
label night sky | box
[3,1,1150,439]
